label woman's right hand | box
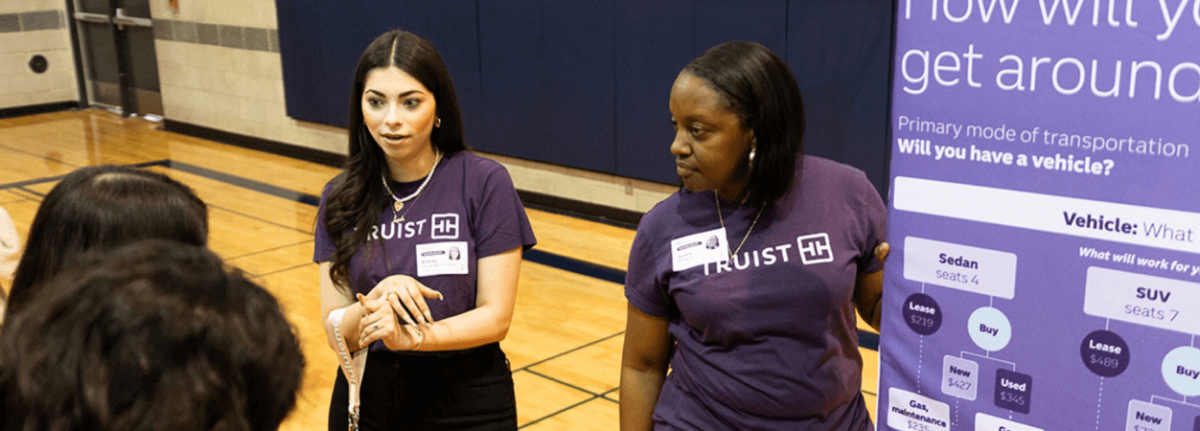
[875,241,890,264]
[367,274,444,326]
[358,293,422,350]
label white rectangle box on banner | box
[1084,266,1200,335]
[887,387,950,431]
[904,236,1018,299]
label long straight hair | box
[324,29,468,292]
[8,165,207,313]
[683,41,806,207]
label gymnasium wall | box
[0,0,76,110]
[149,0,345,155]
[274,0,895,198]
[149,0,677,213]
[149,0,893,213]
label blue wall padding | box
[613,0,693,184]
[694,0,788,61]
[276,0,894,198]
[279,0,482,130]
[276,0,334,127]
[476,0,616,173]
[787,0,893,199]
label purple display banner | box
[879,0,1200,430]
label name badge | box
[416,241,469,276]
[671,228,728,272]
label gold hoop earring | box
[435,117,442,128]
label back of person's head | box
[0,240,304,431]
[8,165,207,313]
[683,41,806,206]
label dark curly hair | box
[0,240,304,431]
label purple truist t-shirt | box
[314,151,537,352]
[625,155,886,430]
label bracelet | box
[411,327,424,351]
[385,291,425,351]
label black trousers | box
[328,343,517,431]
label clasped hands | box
[356,274,444,351]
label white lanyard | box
[328,307,368,431]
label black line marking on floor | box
[0,159,168,190]
[0,143,84,171]
[600,387,620,404]
[517,392,605,429]
[525,369,600,397]
[225,239,313,262]
[207,205,314,236]
[163,160,320,206]
[253,262,317,279]
[15,186,43,198]
[514,331,624,373]
[523,249,625,285]
[225,240,315,277]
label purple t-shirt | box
[625,155,886,430]
[314,151,536,351]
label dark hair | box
[683,41,806,207]
[0,240,304,431]
[8,165,208,313]
[325,29,468,291]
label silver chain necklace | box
[381,150,441,214]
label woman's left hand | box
[356,293,422,351]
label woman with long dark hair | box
[315,29,536,430]
[621,41,888,430]
[7,164,207,315]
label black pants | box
[328,343,517,431]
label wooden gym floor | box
[0,110,880,430]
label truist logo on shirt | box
[370,219,427,240]
[700,231,835,275]
[431,214,459,239]
[797,233,834,265]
